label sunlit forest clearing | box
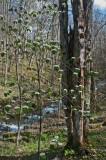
[0,0,106,160]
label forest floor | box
[0,106,106,160]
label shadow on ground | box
[0,148,63,160]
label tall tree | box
[59,0,73,146]
[59,0,93,150]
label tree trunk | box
[71,0,85,148]
[59,0,73,145]
[60,0,93,150]
[84,0,93,136]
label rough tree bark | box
[59,0,74,145]
[84,0,93,137]
[72,0,85,148]
[59,0,93,150]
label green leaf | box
[19,6,23,10]
[18,18,23,23]
[4,91,9,97]
[22,106,29,113]
[27,38,32,43]
[0,15,4,20]
[8,25,12,30]
[73,72,78,76]
[89,71,98,77]
[7,82,15,87]
[1,27,5,31]
[33,41,40,47]
[71,57,76,60]
[4,105,12,111]
[18,42,22,48]
[48,4,52,10]
[25,27,31,32]
[12,27,18,32]
[59,69,63,73]
[50,142,56,149]
[27,67,32,70]
[30,11,37,17]
[64,89,67,93]
[32,46,36,51]
[62,3,66,9]
[86,57,93,63]
[79,85,84,89]
[24,10,27,14]
[0,51,6,57]
[15,106,20,113]
[45,58,51,64]
[43,44,51,50]
[54,4,58,8]
[9,7,13,12]
[34,92,40,97]
[1,40,4,44]
[40,133,47,141]
[49,40,59,46]
[15,38,21,44]
[26,101,33,107]
[75,68,80,73]
[52,49,57,54]
[70,89,74,93]
[58,78,61,81]
[22,89,27,94]
[54,65,59,71]
[39,152,46,160]
[31,76,36,82]
[26,42,31,48]
[13,20,18,24]
[8,90,12,93]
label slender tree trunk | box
[15,50,22,148]
[59,0,73,146]
[84,0,93,136]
